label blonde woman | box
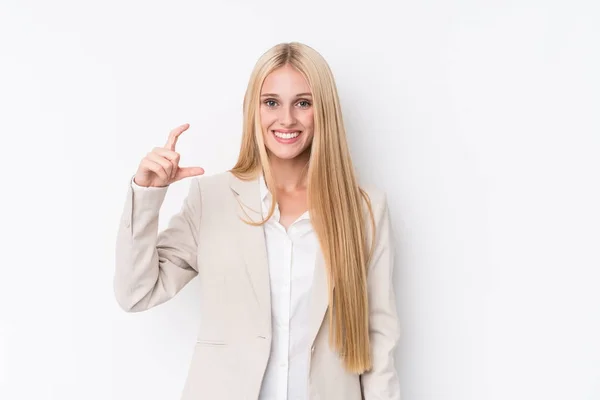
[114,42,401,400]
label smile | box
[272,130,301,139]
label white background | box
[1,0,599,399]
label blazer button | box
[311,345,315,354]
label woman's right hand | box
[133,123,205,188]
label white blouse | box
[257,174,318,400]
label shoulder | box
[359,184,394,249]
[192,171,233,192]
[359,183,389,215]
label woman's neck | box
[268,152,310,193]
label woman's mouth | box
[272,130,302,144]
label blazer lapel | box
[229,172,272,334]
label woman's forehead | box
[261,65,311,94]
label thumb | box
[175,166,205,181]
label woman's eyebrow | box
[260,92,313,98]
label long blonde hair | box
[230,42,376,373]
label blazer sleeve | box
[114,174,201,312]
[360,193,402,399]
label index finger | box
[164,123,190,151]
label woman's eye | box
[263,99,311,108]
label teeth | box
[273,131,300,139]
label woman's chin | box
[267,147,308,161]
[269,151,301,161]
[265,138,313,161]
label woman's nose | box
[280,106,296,126]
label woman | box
[115,42,401,400]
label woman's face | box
[259,64,314,161]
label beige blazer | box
[114,171,401,400]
